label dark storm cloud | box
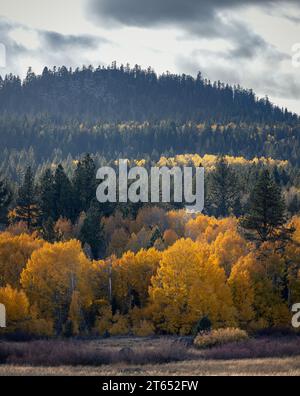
[87,0,298,30]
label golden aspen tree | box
[232,248,290,330]
[281,219,300,306]
[185,215,238,244]
[0,285,29,330]
[228,254,256,327]
[113,248,161,312]
[68,290,82,335]
[21,240,94,333]
[150,239,236,335]
[211,230,249,277]
[0,232,43,288]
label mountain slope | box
[0,64,297,123]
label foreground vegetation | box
[1,336,300,376]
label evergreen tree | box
[0,177,12,224]
[38,168,55,224]
[288,195,300,215]
[208,155,240,217]
[41,217,59,243]
[79,200,105,259]
[240,169,292,245]
[73,154,96,216]
[15,167,39,229]
[148,226,163,248]
[53,164,74,221]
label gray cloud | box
[87,0,297,63]
[0,17,110,76]
[41,31,109,51]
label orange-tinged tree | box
[211,230,249,277]
[107,228,130,257]
[166,210,190,237]
[163,229,179,247]
[185,215,238,244]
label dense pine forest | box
[0,64,300,184]
[1,64,298,123]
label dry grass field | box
[1,336,300,376]
[1,356,300,376]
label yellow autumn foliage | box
[0,233,43,288]
[21,240,95,325]
[150,238,236,335]
[0,285,29,328]
[112,248,161,312]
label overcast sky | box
[0,0,300,113]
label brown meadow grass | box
[1,336,300,376]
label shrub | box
[132,320,155,337]
[109,313,130,336]
[202,336,300,360]
[0,339,191,366]
[194,328,248,349]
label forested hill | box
[0,64,298,123]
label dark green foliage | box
[79,200,105,259]
[3,118,300,175]
[41,217,59,243]
[0,177,12,224]
[73,154,96,216]
[38,169,55,224]
[15,167,39,229]
[193,316,212,335]
[63,319,74,338]
[53,165,75,222]
[288,195,300,216]
[208,155,240,217]
[240,169,292,245]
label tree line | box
[0,154,299,261]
